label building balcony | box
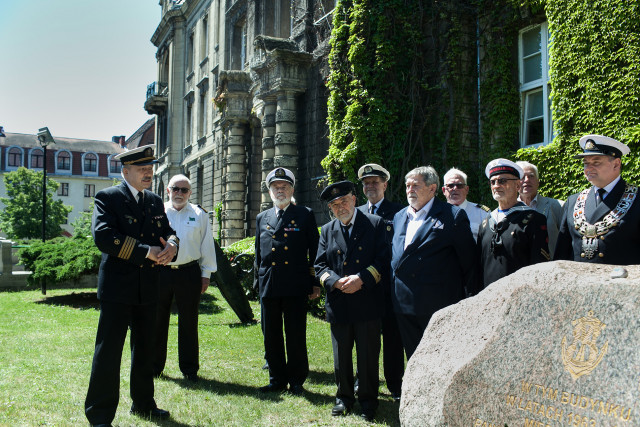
[144,81,168,115]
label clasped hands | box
[334,275,363,294]
[148,237,178,265]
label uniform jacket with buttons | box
[92,182,177,305]
[253,204,319,298]
[477,204,549,290]
[357,198,403,245]
[554,178,640,264]
[391,198,476,316]
[315,209,389,323]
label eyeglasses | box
[170,186,190,194]
[489,178,519,186]
[444,183,466,190]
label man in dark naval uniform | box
[315,181,388,422]
[555,134,640,264]
[477,159,549,290]
[355,163,404,402]
[254,167,320,395]
[85,145,179,426]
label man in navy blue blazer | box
[391,166,477,360]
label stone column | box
[274,91,299,176]
[251,36,312,212]
[218,71,252,246]
[260,98,277,210]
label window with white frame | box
[83,153,98,173]
[7,146,23,168]
[30,148,44,169]
[56,151,71,172]
[519,22,551,147]
[84,184,95,198]
[58,182,69,196]
[109,156,121,174]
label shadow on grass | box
[34,291,100,310]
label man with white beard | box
[477,159,550,289]
[253,168,320,395]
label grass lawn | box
[0,287,402,426]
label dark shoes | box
[361,410,376,422]
[184,373,199,383]
[259,383,287,393]
[289,384,304,395]
[331,402,352,416]
[391,391,401,402]
[130,406,170,420]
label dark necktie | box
[137,192,144,213]
[369,204,376,215]
[277,209,284,220]
[342,223,352,242]
[596,188,606,205]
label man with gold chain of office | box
[555,134,640,263]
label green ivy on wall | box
[325,0,640,204]
[515,0,640,199]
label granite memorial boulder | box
[400,261,640,426]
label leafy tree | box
[0,167,72,240]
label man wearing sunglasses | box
[441,168,490,241]
[555,135,640,264]
[153,175,217,383]
[477,159,549,289]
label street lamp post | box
[37,127,55,295]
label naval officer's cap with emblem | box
[485,158,524,179]
[357,163,390,181]
[114,145,158,166]
[266,167,295,186]
[575,134,631,159]
[320,181,356,203]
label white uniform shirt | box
[165,202,217,278]
[459,199,490,241]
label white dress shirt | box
[165,202,217,278]
[458,199,490,242]
[404,198,435,249]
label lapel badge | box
[387,225,391,231]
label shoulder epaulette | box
[197,204,208,213]
[477,204,490,212]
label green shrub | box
[18,236,101,286]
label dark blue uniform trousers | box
[85,300,157,424]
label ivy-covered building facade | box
[144,0,640,244]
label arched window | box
[57,151,71,171]
[30,148,44,169]
[83,153,98,173]
[7,147,23,167]
[109,155,121,174]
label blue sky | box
[0,1,160,141]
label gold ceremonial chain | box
[573,184,637,259]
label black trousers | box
[381,309,405,394]
[330,319,381,412]
[85,300,157,425]
[154,263,202,376]
[261,295,309,386]
[395,312,432,361]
